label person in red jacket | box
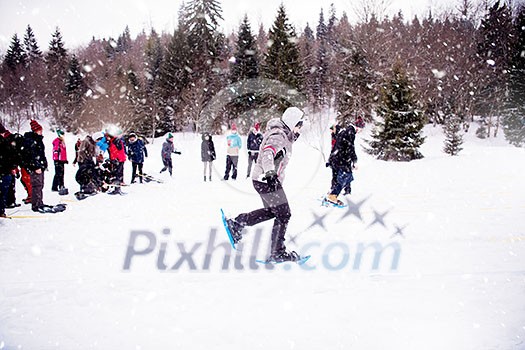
[51,129,68,193]
[106,127,127,194]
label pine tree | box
[158,27,193,134]
[3,34,27,70]
[23,25,42,64]
[367,63,425,161]
[263,4,303,91]
[300,23,315,101]
[230,15,259,82]
[476,1,513,137]
[63,55,85,131]
[443,114,464,155]
[45,27,69,122]
[46,27,67,66]
[313,8,329,110]
[502,4,525,147]
[185,0,224,76]
[336,43,373,124]
[144,29,165,136]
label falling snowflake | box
[431,69,446,79]
[486,59,496,66]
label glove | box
[174,151,182,155]
[262,170,280,192]
[325,162,331,168]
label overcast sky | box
[0,0,457,52]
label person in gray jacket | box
[223,107,305,263]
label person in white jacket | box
[223,107,305,263]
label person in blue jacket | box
[126,133,148,184]
[223,123,242,181]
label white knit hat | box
[281,107,304,130]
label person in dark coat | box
[160,133,181,176]
[201,132,216,182]
[75,132,104,194]
[0,123,19,217]
[24,120,48,212]
[126,133,148,184]
[246,122,263,178]
[325,122,358,206]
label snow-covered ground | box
[1,122,524,350]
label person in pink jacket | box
[51,129,68,192]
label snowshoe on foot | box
[322,194,347,208]
[257,251,311,265]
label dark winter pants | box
[224,155,238,180]
[160,158,173,176]
[0,174,12,215]
[113,162,125,184]
[7,174,16,206]
[131,162,144,183]
[235,180,291,255]
[52,161,66,191]
[246,151,259,178]
[331,167,352,195]
[330,169,354,197]
[30,170,44,210]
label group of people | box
[0,119,68,215]
[1,111,362,265]
[199,122,263,182]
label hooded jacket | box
[251,118,295,184]
[52,137,68,162]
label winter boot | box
[225,218,244,244]
[208,176,212,182]
[325,194,344,206]
[204,176,206,182]
[268,250,300,263]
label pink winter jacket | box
[52,137,68,162]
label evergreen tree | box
[3,34,27,70]
[185,0,224,76]
[336,43,374,124]
[502,4,525,147]
[63,55,85,131]
[263,4,303,90]
[443,114,464,155]
[45,27,69,122]
[46,27,67,66]
[23,25,42,64]
[116,26,132,53]
[313,8,329,110]
[230,15,259,82]
[144,29,165,136]
[476,1,513,136]
[367,63,425,161]
[158,27,193,133]
[300,23,315,101]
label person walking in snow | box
[246,122,263,178]
[201,132,216,182]
[222,107,305,263]
[51,129,68,193]
[126,132,148,184]
[223,123,242,180]
[160,133,181,176]
[325,121,359,206]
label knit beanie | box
[57,129,65,137]
[30,119,43,133]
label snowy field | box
[1,122,524,350]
